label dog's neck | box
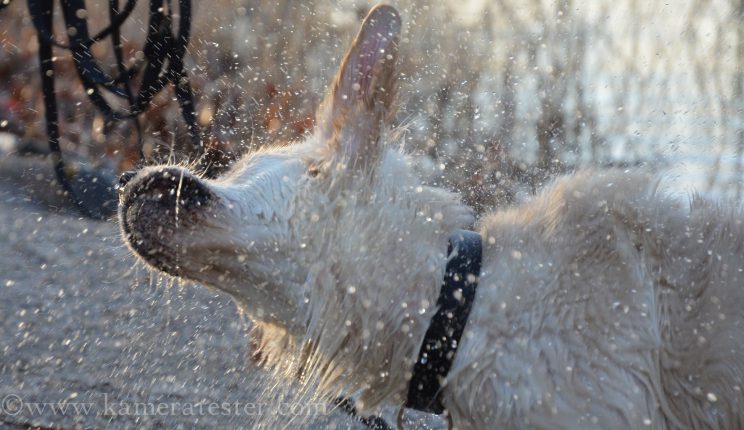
[257,149,473,411]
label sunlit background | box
[1,1,743,428]
[3,0,744,210]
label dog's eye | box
[307,166,320,178]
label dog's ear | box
[316,5,401,171]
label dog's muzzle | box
[118,167,214,274]
[118,167,212,209]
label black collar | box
[405,229,482,415]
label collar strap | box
[405,229,482,415]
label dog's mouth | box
[118,167,216,276]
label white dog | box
[118,5,744,429]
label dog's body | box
[452,170,744,429]
[118,5,744,429]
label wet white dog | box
[118,5,744,429]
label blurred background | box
[2,1,744,428]
[2,0,743,214]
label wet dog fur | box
[118,5,744,429]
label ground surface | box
[0,153,440,429]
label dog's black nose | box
[130,167,213,210]
[117,170,137,191]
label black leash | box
[20,0,202,218]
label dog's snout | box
[124,167,213,211]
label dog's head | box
[119,5,403,324]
